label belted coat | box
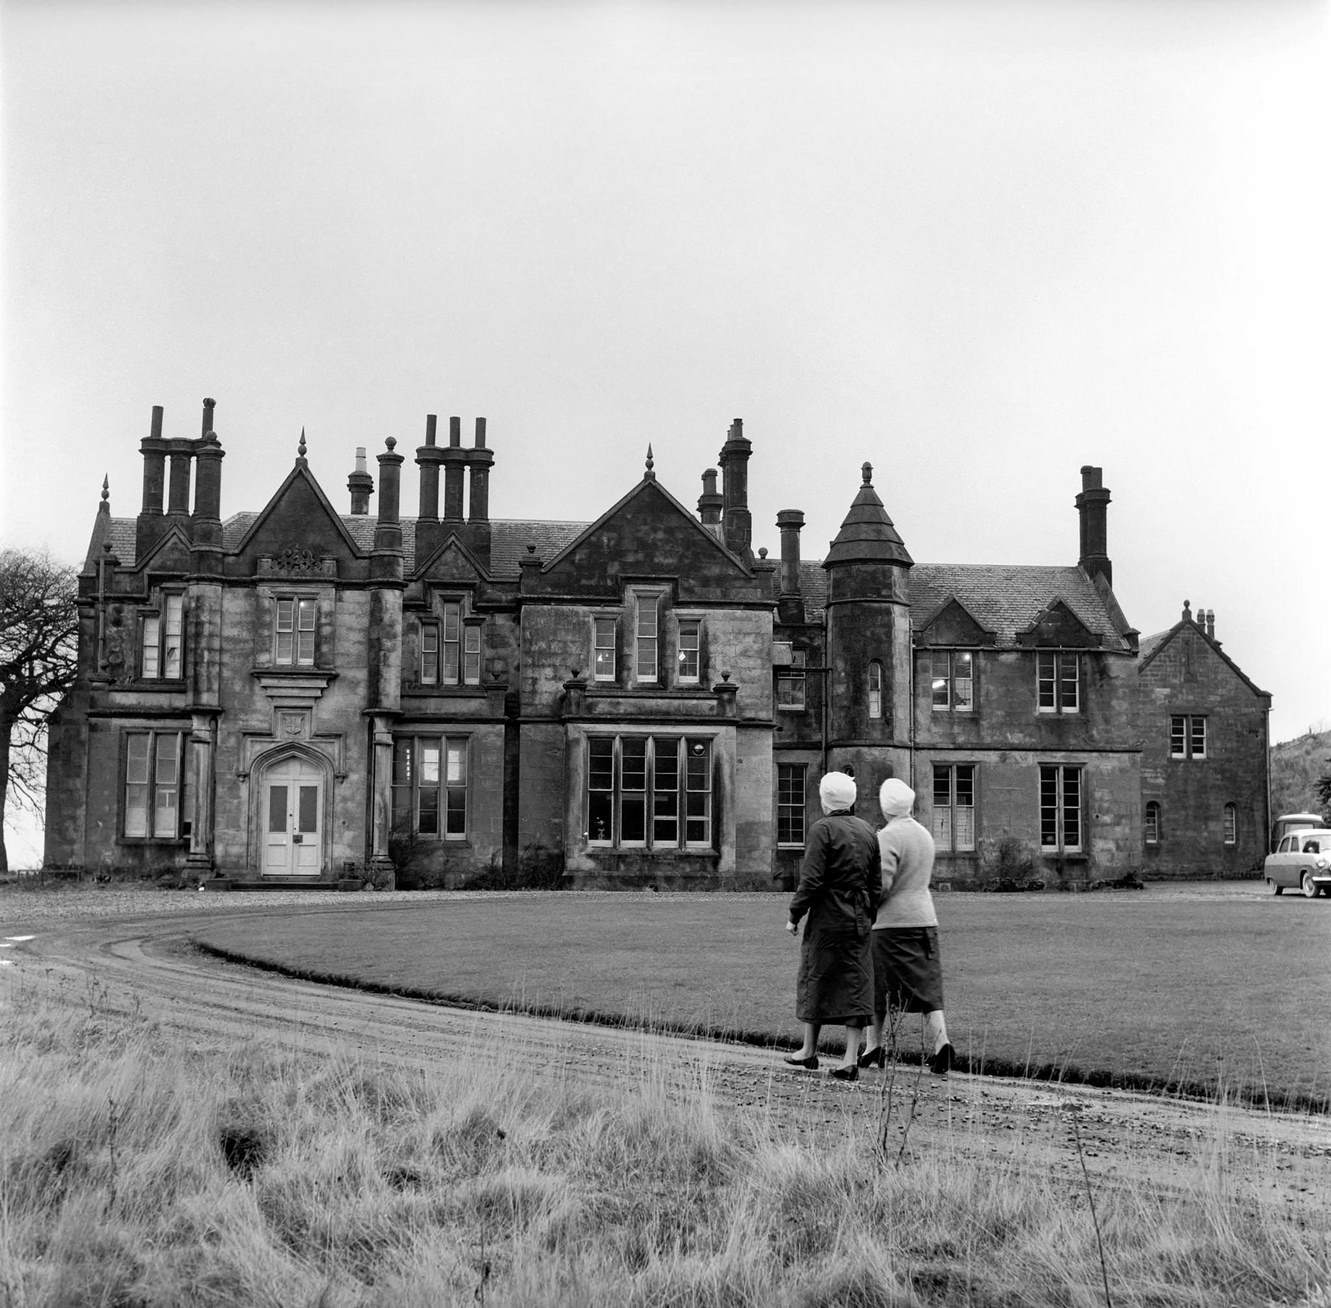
[788,808,881,1025]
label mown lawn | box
[191,886,1331,1109]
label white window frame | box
[1037,651,1079,714]
[593,616,618,682]
[391,735,469,840]
[141,593,184,680]
[123,729,186,840]
[776,762,807,847]
[677,617,701,685]
[586,734,713,850]
[930,649,974,712]
[1145,801,1161,845]
[1039,764,1083,853]
[932,763,976,852]
[776,649,807,711]
[633,591,663,684]
[1170,715,1207,759]
[275,597,316,667]
[867,660,883,720]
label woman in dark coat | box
[783,771,881,1082]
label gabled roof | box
[1138,617,1269,698]
[230,461,364,560]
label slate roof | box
[95,514,1130,652]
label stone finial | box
[101,475,110,504]
[862,461,873,485]
[645,444,655,480]
[385,436,397,452]
[1182,599,1192,623]
[297,429,308,462]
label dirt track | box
[3,888,1328,1213]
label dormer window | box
[931,650,974,712]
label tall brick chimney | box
[698,468,722,530]
[442,416,466,522]
[416,414,442,521]
[467,418,492,523]
[718,418,752,558]
[1076,465,1112,587]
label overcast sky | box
[2,1,1327,857]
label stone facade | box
[43,401,1271,888]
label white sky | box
[2,1,1328,858]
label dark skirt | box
[796,923,873,1026]
[871,927,945,1014]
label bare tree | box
[1,549,79,873]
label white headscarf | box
[879,777,915,820]
[819,771,858,814]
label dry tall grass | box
[2,979,1328,1307]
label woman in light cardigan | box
[858,777,955,1075]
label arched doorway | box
[258,753,327,877]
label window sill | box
[117,837,188,847]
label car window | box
[1306,840,1321,854]
[1279,836,1293,853]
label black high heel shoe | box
[783,1053,819,1070]
[856,1045,886,1069]
[828,1064,859,1083]
[929,1042,955,1076]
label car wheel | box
[1302,872,1318,899]
[1269,879,1283,895]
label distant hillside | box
[1270,729,1331,820]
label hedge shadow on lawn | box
[190,937,1325,1116]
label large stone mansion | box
[44,399,1271,888]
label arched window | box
[1144,801,1160,845]
[868,660,883,720]
[1223,803,1237,846]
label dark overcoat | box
[788,809,881,1025]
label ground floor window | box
[1039,764,1082,853]
[931,763,975,852]
[1145,800,1161,845]
[776,762,807,847]
[123,730,186,838]
[1223,802,1237,846]
[392,735,468,838]
[588,735,712,849]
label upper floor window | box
[420,604,481,686]
[391,735,468,839]
[1037,652,1079,714]
[932,763,976,852]
[141,594,184,679]
[123,729,185,839]
[1040,764,1082,853]
[677,619,701,684]
[594,617,617,682]
[867,661,883,720]
[1145,800,1161,845]
[931,650,973,712]
[1223,802,1237,846]
[1170,715,1207,759]
[587,734,712,849]
[635,594,661,682]
[275,597,316,666]
[777,762,807,847]
[776,649,807,710]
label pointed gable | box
[233,464,363,574]
[414,531,489,585]
[1138,617,1270,700]
[917,597,997,647]
[541,477,761,601]
[1017,597,1100,648]
[132,523,194,578]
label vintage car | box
[1264,828,1331,898]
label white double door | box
[262,757,324,876]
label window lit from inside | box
[932,764,975,852]
[275,598,316,666]
[588,735,712,849]
[124,730,185,839]
[1039,764,1082,852]
[777,762,807,846]
[594,617,617,681]
[1037,652,1079,714]
[931,650,973,711]
[392,736,468,838]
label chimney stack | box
[1205,609,1215,640]
[140,405,167,516]
[416,413,442,521]
[698,468,723,529]
[348,446,374,515]
[1075,465,1112,587]
[440,416,466,522]
[467,417,493,523]
[776,509,805,623]
[718,417,752,558]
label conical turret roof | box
[823,461,913,568]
